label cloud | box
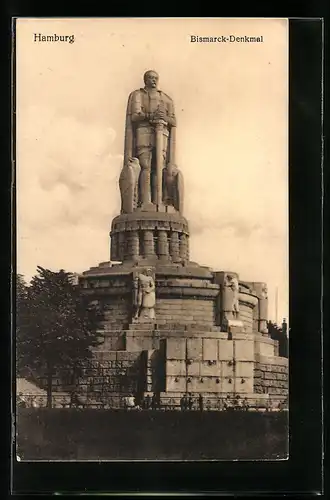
[17,104,122,278]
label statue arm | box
[145,278,155,293]
[167,98,177,127]
[131,111,148,122]
[130,90,151,123]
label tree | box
[16,267,103,408]
[16,274,32,378]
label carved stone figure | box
[162,163,184,213]
[259,284,268,334]
[132,269,156,321]
[249,282,269,334]
[223,274,240,320]
[124,70,176,207]
[260,284,268,300]
[119,157,141,214]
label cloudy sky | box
[16,18,288,322]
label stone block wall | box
[155,298,215,325]
[97,330,126,350]
[161,336,256,395]
[43,352,143,405]
[254,335,277,357]
[101,297,130,329]
[81,269,263,336]
[125,329,160,352]
[239,303,254,333]
[254,357,288,398]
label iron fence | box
[16,393,288,412]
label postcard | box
[15,17,289,462]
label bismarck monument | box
[77,70,288,409]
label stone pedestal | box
[110,212,189,263]
[74,211,288,409]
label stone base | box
[110,211,190,262]
[73,254,288,408]
[223,319,245,334]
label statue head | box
[143,70,159,89]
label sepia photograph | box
[15,17,289,461]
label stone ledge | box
[157,287,219,298]
[255,354,288,366]
[111,211,189,225]
[254,334,278,345]
[160,331,224,339]
[157,278,219,289]
[239,292,259,307]
[81,287,131,296]
[230,333,256,340]
[82,261,215,279]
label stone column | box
[143,230,155,258]
[185,235,190,261]
[157,230,169,260]
[110,232,118,261]
[169,231,180,262]
[118,232,125,261]
[179,233,188,261]
[127,230,139,260]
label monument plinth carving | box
[132,268,156,322]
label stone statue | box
[124,70,176,207]
[162,163,184,214]
[223,274,240,319]
[132,269,156,321]
[249,282,269,334]
[261,284,268,300]
[119,157,141,213]
[259,284,268,334]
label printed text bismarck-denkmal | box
[190,35,264,43]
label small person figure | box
[234,394,242,410]
[144,394,151,410]
[180,395,185,411]
[242,397,249,411]
[151,393,158,410]
[124,394,136,410]
[198,394,204,412]
[224,394,232,411]
[180,394,188,411]
[70,390,81,408]
[188,393,194,411]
